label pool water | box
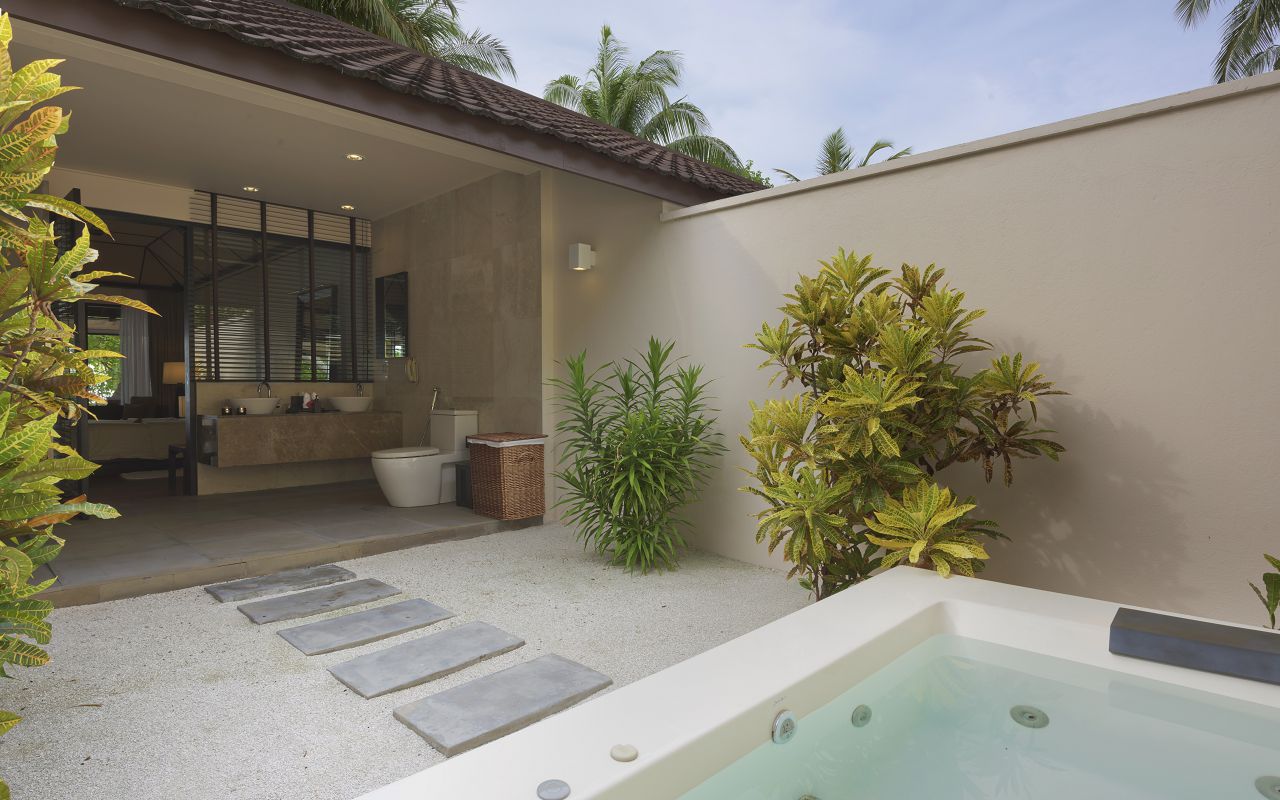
[679,634,1280,800]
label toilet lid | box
[372,446,440,459]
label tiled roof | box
[113,0,765,198]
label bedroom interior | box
[72,208,189,504]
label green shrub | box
[0,16,153,797]
[743,248,1065,599]
[550,338,725,572]
[1251,554,1280,629]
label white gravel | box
[1,524,808,800]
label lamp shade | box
[162,361,185,385]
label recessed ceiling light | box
[242,185,260,192]
[340,204,356,211]
[345,153,364,161]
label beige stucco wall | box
[373,171,542,444]
[543,72,1280,625]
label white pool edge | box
[357,570,1280,799]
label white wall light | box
[570,243,596,271]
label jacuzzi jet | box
[850,704,872,727]
[772,709,797,744]
[536,779,571,800]
[1256,776,1280,799]
[1010,704,1049,729]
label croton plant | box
[0,15,154,798]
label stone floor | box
[1,524,810,800]
[44,481,535,606]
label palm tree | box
[543,25,742,172]
[290,0,516,81]
[1177,0,1279,82]
[773,128,911,183]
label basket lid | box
[467,432,547,448]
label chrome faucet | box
[356,383,364,397]
[257,381,272,397]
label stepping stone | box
[330,621,524,698]
[237,578,400,625]
[393,654,612,756]
[206,564,355,603]
[279,599,454,655]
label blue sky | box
[462,0,1230,180]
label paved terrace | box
[44,481,534,606]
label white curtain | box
[119,307,152,403]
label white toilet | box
[371,410,477,507]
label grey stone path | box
[238,578,400,624]
[216,562,613,757]
[393,654,613,756]
[206,565,355,603]
[329,621,524,698]
[278,599,454,656]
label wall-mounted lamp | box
[569,243,596,272]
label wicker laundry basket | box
[466,432,547,520]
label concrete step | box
[206,564,355,603]
[278,599,455,656]
[393,654,611,756]
[329,621,523,699]
[237,578,400,625]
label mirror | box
[376,271,409,358]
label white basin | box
[230,397,279,415]
[330,396,373,413]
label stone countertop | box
[204,411,402,467]
[201,411,389,420]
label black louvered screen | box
[189,192,372,383]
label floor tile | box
[392,654,611,756]
[279,598,454,656]
[237,578,401,624]
[329,621,522,698]
[205,564,356,603]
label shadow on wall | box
[958,398,1190,613]
[642,217,795,565]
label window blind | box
[190,192,373,382]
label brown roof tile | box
[113,0,764,197]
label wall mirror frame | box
[375,271,409,359]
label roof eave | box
[7,0,739,207]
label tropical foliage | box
[1251,553,1280,628]
[290,0,516,80]
[550,339,725,573]
[742,248,1065,598]
[1177,0,1279,82]
[0,17,152,796]
[773,127,911,183]
[544,25,744,173]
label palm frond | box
[1215,0,1280,80]
[665,134,742,171]
[434,28,516,80]
[638,98,711,144]
[290,0,516,80]
[544,75,586,111]
[1175,0,1218,26]
[816,127,852,175]
[857,139,912,167]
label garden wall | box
[543,71,1280,624]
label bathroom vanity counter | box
[201,412,402,467]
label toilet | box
[371,409,477,507]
